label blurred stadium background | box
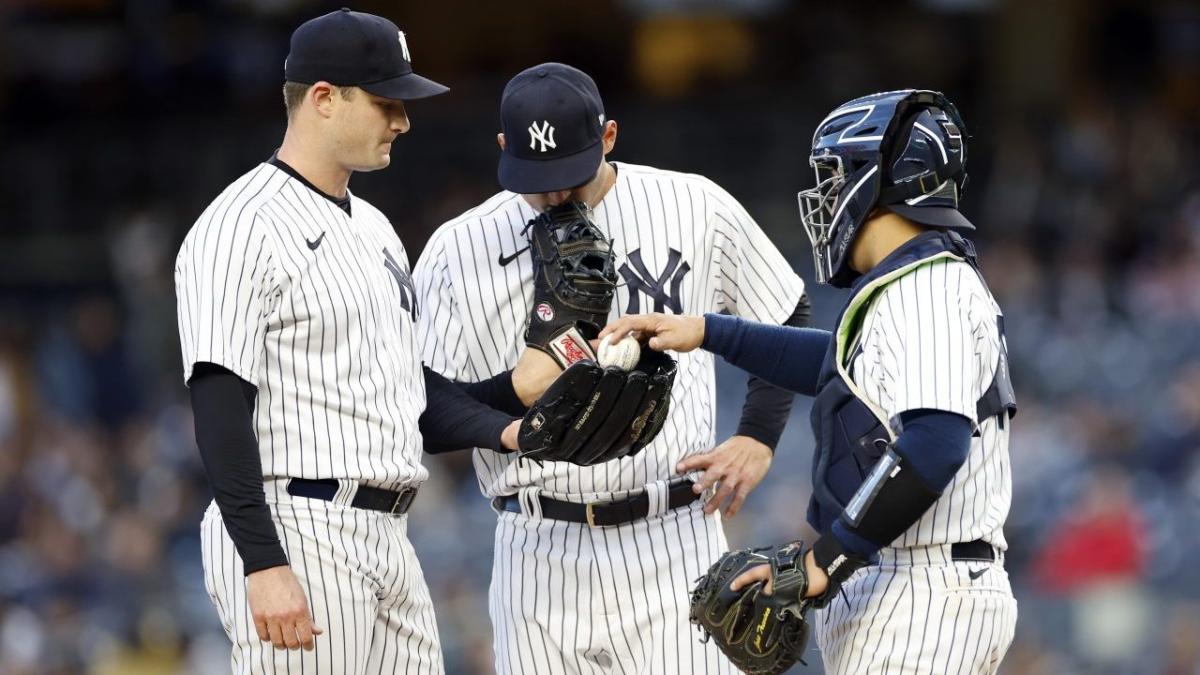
[2,0,1200,673]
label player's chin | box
[358,153,392,172]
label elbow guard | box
[838,445,943,550]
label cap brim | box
[498,142,603,194]
[888,205,975,231]
[360,73,449,101]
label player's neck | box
[277,130,352,199]
[851,212,926,274]
[586,161,618,207]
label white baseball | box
[597,334,641,371]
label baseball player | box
[603,90,1018,674]
[175,11,546,673]
[413,62,810,673]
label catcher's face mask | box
[797,153,845,284]
[797,150,883,287]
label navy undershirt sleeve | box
[421,367,519,454]
[734,294,811,451]
[188,363,288,576]
[892,409,974,491]
[456,370,527,418]
[701,313,831,396]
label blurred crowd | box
[3,0,1200,673]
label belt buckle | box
[585,501,601,528]
[390,488,411,515]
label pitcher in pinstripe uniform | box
[603,90,1018,674]
[175,11,538,673]
[413,63,811,673]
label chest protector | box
[807,231,1016,533]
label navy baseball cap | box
[498,63,606,194]
[285,8,448,100]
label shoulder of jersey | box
[181,163,290,246]
[879,257,993,305]
[616,161,739,211]
[615,161,716,189]
[424,189,528,247]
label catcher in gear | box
[602,90,1018,674]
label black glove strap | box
[769,541,810,611]
[810,535,870,608]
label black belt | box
[492,481,702,527]
[950,539,996,562]
[287,478,418,516]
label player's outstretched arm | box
[421,367,520,454]
[602,313,831,396]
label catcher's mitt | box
[690,540,813,675]
[517,351,676,465]
[524,201,618,369]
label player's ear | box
[601,120,618,155]
[310,82,337,119]
[497,133,506,151]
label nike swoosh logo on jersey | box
[968,567,987,580]
[497,245,529,266]
[307,232,326,250]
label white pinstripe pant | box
[814,545,1018,674]
[200,481,443,674]
[488,491,736,675]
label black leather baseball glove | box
[517,351,676,465]
[689,540,814,675]
[524,201,618,369]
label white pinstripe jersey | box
[848,257,1012,549]
[175,163,429,489]
[414,162,805,500]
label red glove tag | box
[548,327,596,368]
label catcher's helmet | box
[797,89,971,287]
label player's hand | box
[729,551,829,598]
[677,435,772,518]
[599,313,705,353]
[247,565,324,651]
[730,562,773,594]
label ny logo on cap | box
[528,120,556,152]
[397,31,411,62]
